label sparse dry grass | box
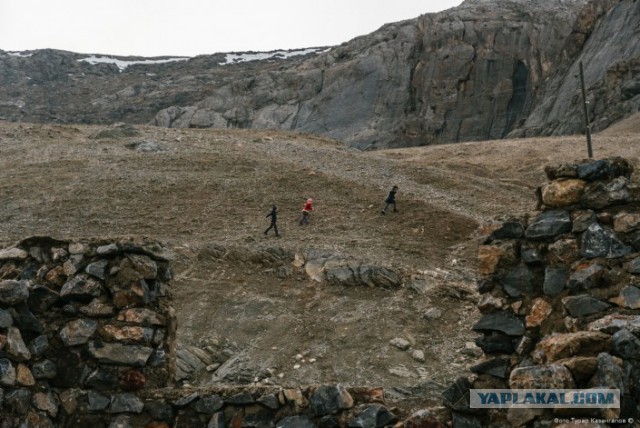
[1,116,638,406]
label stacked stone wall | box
[443,157,640,427]
[0,237,176,427]
[0,237,437,428]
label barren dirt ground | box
[0,117,638,411]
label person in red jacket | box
[299,198,313,225]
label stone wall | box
[443,157,640,427]
[0,237,176,427]
[0,237,432,427]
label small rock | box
[389,337,411,350]
[423,307,442,320]
[609,285,640,309]
[562,295,610,317]
[0,248,28,261]
[0,280,29,305]
[411,350,425,362]
[108,393,144,413]
[509,364,576,389]
[525,210,572,239]
[60,319,98,346]
[534,331,611,363]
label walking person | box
[381,185,399,214]
[299,198,314,225]
[264,205,280,237]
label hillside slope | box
[1,118,638,410]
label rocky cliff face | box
[0,0,638,148]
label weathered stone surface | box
[572,210,597,233]
[96,243,119,256]
[310,384,354,416]
[225,392,255,405]
[526,298,553,328]
[27,335,49,359]
[507,408,545,428]
[11,303,43,333]
[470,358,510,379]
[27,285,60,312]
[276,415,316,428]
[557,356,598,383]
[60,318,98,346]
[542,179,586,207]
[577,159,616,182]
[357,265,402,289]
[0,358,16,386]
[534,332,611,363]
[609,285,640,309]
[85,259,109,280]
[193,394,224,414]
[589,352,624,391]
[610,329,640,360]
[87,341,154,366]
[581,177,630,209]
[126,253,158,279]
[477,246,503,276]
[207,412,225,428]
[31,359,57,379]
[629,257,640,274]
[16,363,35,386]
[562,295,611,317]
[389,337,411,351]
[478,242,517,275]
[490,221,525,240]
[99,325,154,343]
[0,308,12,328]
[525,210,572,240]
[0,280,29,305]
[521,246,543,264]
[32,391,59,417]
[5,388,32,415]
[500,264,536,297]
[79,299,116,317]
[117,308,167,326]
[475,333,516,354]
[88,390,111,411]
[144,400,175,421]
[545,163,578,180]
[613,212,640,233]
[587,314,639,334]
[547,238,580,265]
[567,263,604,290]
[108,393,144,413]
[60,275,103,302]
[6,327,31,361]
[543,266,568,296]
[509,364,576,389]
[0,248,28,260]
[441,376,476,413]
[477,295,504,313]
[473,311,524,336]
[580,223,631,259]
[348,403,398,428]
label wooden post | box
[579,61,593,158]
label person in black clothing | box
[381,185,399,214]
[264,205,280,237]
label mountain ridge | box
[1,0,638,148]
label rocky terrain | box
[1,0,639,149]
[0,115,639,423]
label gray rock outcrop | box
[1,0,638,148]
